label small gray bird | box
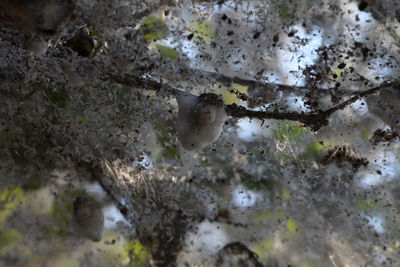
[176,92,227,150]
[73,196,104,242]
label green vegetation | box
[222,83,248,105]
[0,229,21,255]
[303,139,334,160]
[155,44,179,60]
[0,187,25,227]
[140,16,169,42]
[286,218,300,236]
[273,121,307,143]
[124,239,150,267]
[155,125,180,160]
[252,237,274,261]
[0,187,25,255]
[356,197,380,211]
[193,21,215,42]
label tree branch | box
[226,80,398,131]
[103,73,181,96]
[103,72,398,131]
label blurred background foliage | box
[1,0,400,266]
